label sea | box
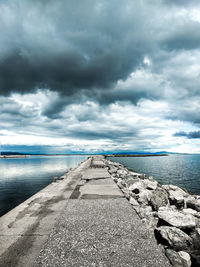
[0,155,87,217]
[108,154,200,196]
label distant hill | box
[1,152,26,155]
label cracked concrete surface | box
[0,157,91,267]
[0,156,171,267]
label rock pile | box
[105,159,200,267]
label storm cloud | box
[0,0,152,97]
[0,0,200,153]
[174,131,200,139]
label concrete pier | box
[0,156,170,267]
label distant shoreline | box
[0,153,169,159]
[106,154,169,157]
[0,155,29,158]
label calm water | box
[108,154,200,195]
[0,155,87,217]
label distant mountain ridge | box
[0,150,189,156]
[1,151,170,155]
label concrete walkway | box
[0,157,91,267]
[33,156,170,267]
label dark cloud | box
[161,21,200,51]
[0,0,200,152]
[163,0,200,6]
[68,128,138,141]
[174,131,200,139]
[0,0,151,97]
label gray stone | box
[183,208,198,216]
[117,169,128,178]
[117,178,127,189]
[190,228,200,250]
[112,177,118,183]
[162,185,188,195]
[186,197,200,212]
[143,179,158,190]
[129,197,139,206]
[155,226,192,250]
[137,190,153,205]
[129,181,145,194]
[125,178,140,186]
[165,249,183,267]
[128,171,144,178]
[163,185,188,208]
[149,188,169,211]
[137,206,153,219]
[178,251,191,267]
[108,167,118,174]
[158,207,196,229]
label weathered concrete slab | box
[91,160,106,168]
[82,168,110,180]
[79,184,124,199]
[34,198,171,267]
[87,178,114,185]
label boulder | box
[129,171,144,178]
[129,197,139,207]
[149,188,169,211]
[190,228,200,250]
[162,185,188,195]
[165,249,191,267]
[117,178,127,189]
[183,208,198,216]
[194,212,200,219]
[178,251,192,267]
[112,177,118,183]
[143,179,158,190]
[128,181,145,194]
[117,169,128,178]
[125,178,140,186]
[155,226,192,250]
[158,207,196,229]
[108,167,118,175]
[168,190,185,208]
[165,249,183,267]
[137,189,153,205]
[137,206,153,219]
[186,197,200,212]
[163,184,188,208]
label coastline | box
[0,155,29,159]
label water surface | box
[0,155,87,217]
[108,154,200,195]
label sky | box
[0,0,200,154]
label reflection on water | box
[0,155,87,217]
[108,154,200,195]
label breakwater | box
[106,158,200,266]
[1,155,199,266]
